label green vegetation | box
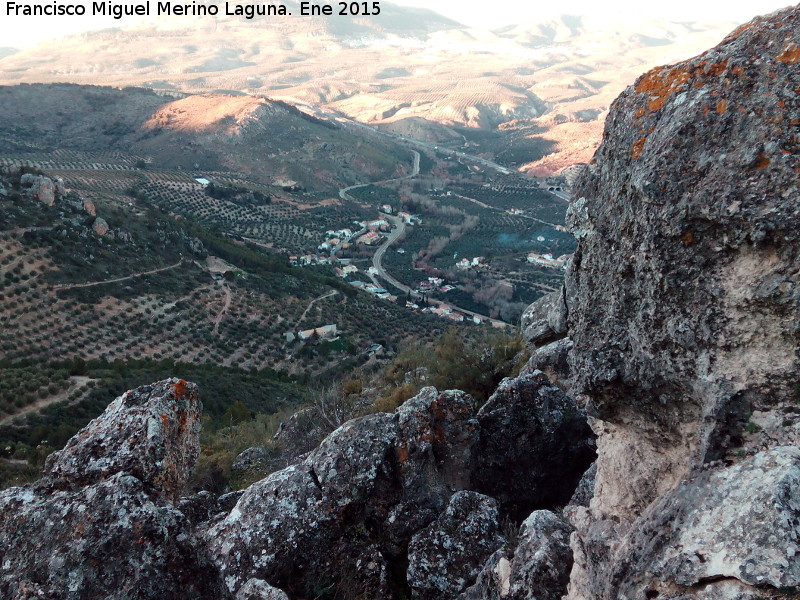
[376,328,528,410]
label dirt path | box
[0,376,94,426]
[213,283,232,336]
[295,290,338,329]
[53,258,183,290]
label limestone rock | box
[407,491,505,600]
[204,413,401,595]
[83,198,97,216]
[44,378,201,499]
[519,337,573,387]
[20,174,57,205]
[458,549,511,600]
[232,446,271,472]
[0,473,225,600]
[460,510,574,600]
[472,372,595,521]
[520,289,568,346]
[235,579,289,600]
[562,6,800,599]
[0,379,224,599]
[92,217,109,236]
[608,447,800,598]
[508,510,574,600]
[396,387,480,509]
[566,462,596,510]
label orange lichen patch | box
[635,107,646,119]
[635,66,693,112]
[173,379,189,399]
[732,66,745,76]
[778,100,786,108]
[754,154,771,170]
[716,100,728,115]
[776,43,800,64]
[726,21,755,41]
[632,137,647,159]
[160,413,169,427]
[682,232,695,246]
[705,59,729,77]
[396,446,409,463]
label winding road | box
[336,150,509,328]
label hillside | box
[0,9,738,174]
[0,84,407,191]
[0,5,797,600]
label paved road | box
[371,215,412,294]
[339,149,420,202]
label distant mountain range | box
[0,3,738,174]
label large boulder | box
[407,491,505,600]
[395,387,480,509]
[45,378,201,500]
[0,379,225,600]
[562,6,800,600]
[520,290,568,346]
[472,372,595,521]
[203,413,400,595]
[20,174,57,205]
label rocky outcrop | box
[92,216,109,236]
[235,579,290,600]
[20,173,58,205]
[0,379,226,600]
[45,379,201,499]
[459,510,574,600]
[205,380,592,599]
[407,491,505,600]
[560,6,800,600]
[520,289,568,346]
[473,372,595,521]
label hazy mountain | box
[0,5,737,172]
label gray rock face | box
[20,174,57,205]
[473,372,595,521]
[92,217,109,236]
[396,386,479,509]
[519,337,573,387]
[520,290,568,346]
[407,491,505,600]
[509,511,574,600]
[560,6,800,600]
[205,381,591,599]
[460,510,574,600]
[608,447,800,598]
[0,379,225,600]
[45,379,201,500]
[235,578,290,600]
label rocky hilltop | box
[0,5,798,600]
